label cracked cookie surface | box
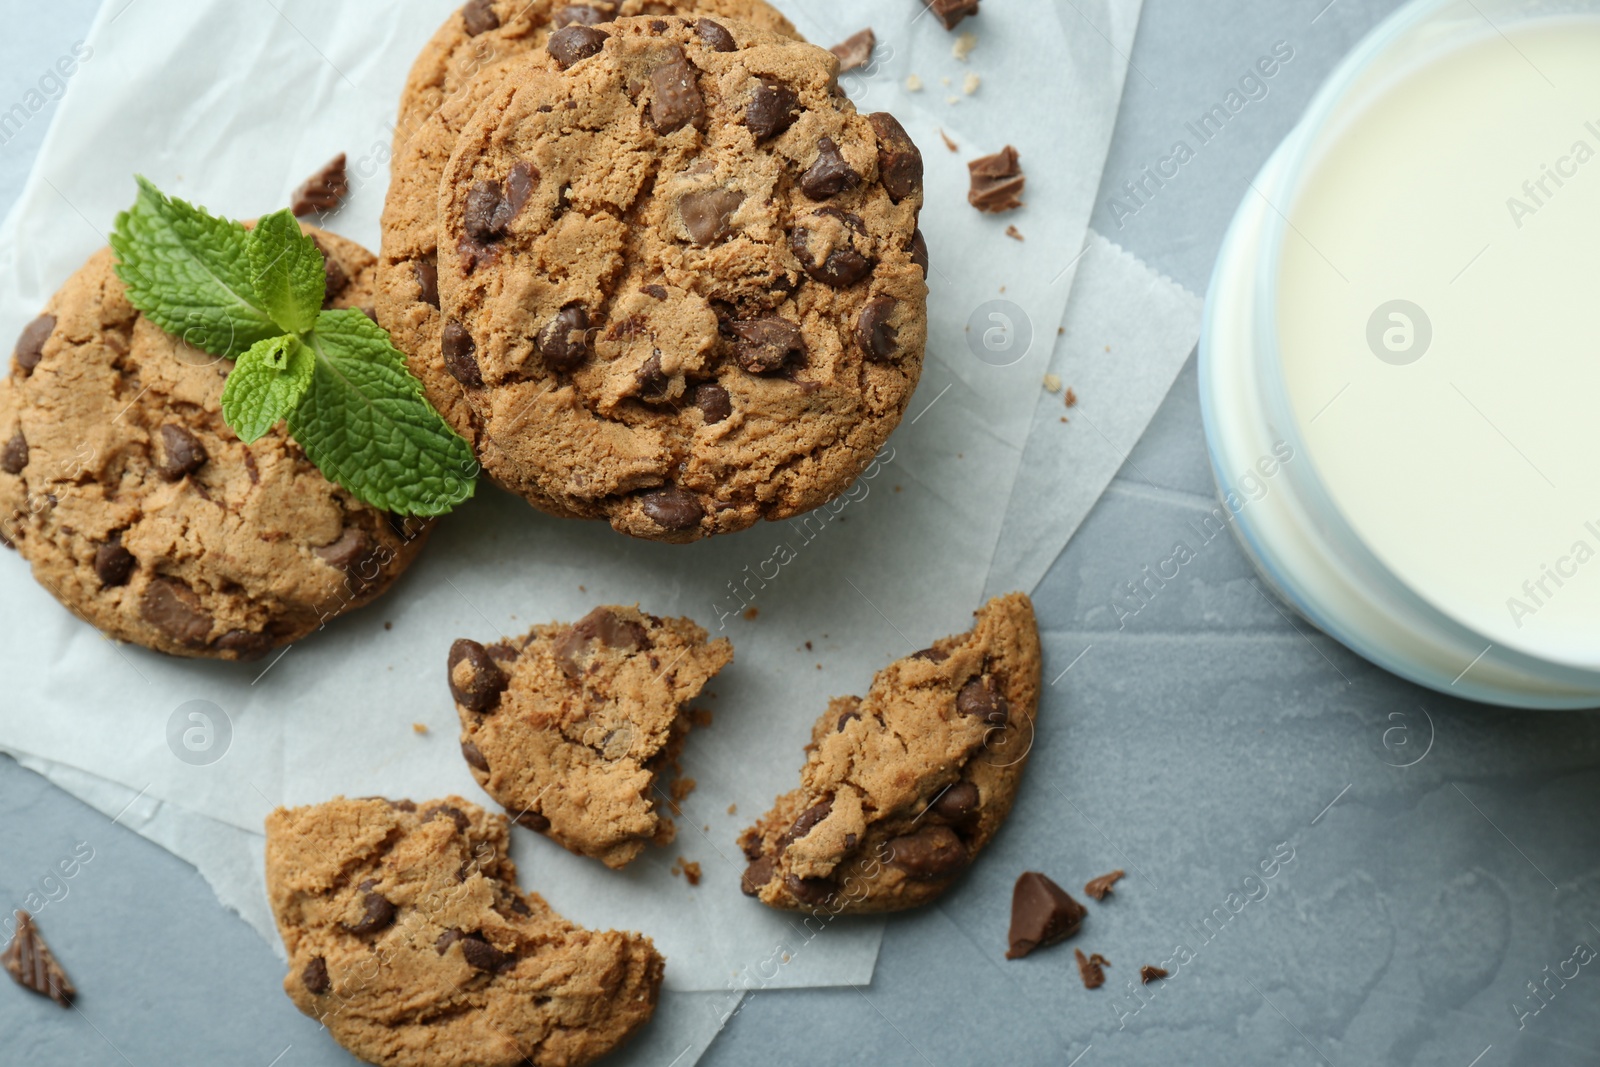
[266,795,663,1067]
[739,593,1041,914]
[432,17,927,542]
[451,605,732,868]
[0,234,426,660]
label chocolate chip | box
[799,138,860,200]
[2,911,75,1007]
[548,25,608,69]
[741,856,775,896]
[741,836,764,862]
[693,383,731,424]
[635,353,670,400]
[435,929,464,954]
[94,537,136,588]
[13,314,55,375]
[830,28,876,72]
[462,740,490,772]
[746,78,800,141]
[908,230,929,276]
[679,188,744,245]
[730,317,804,374]
[314,528,376,578]
[591,607,650,651]
[639,487,703,532]
[781,798,833,848]
[884,826,967,880]
[556,3,613,27]
[784,874,837,905]
[924,0,980,31]
[956,677,1009,726]
[422,804,472,834]
[449,639,510,712]
[1005,871,1085,959]
[912,646,948,662]
[537,305,591,372]
[290,154,349,217]
[301,957,330,995]
[311,236,349,307]
[696,18,737,52]
[836,708,861,732]
[968,145,1026,213]
[414,259,440,308]
[1075,948,1107,989]
[1084,869,1125,901]
[157,424,208,482]
[342,882,397,936]
[514,810,551,832]
[462,0,500,36]
[362,307,378,323]
[868,113,922,202]
[930,781,980,826]
[505,160,538,216]
[464,180,514,242]
[1,432,27,476]
[650,47,704,133]
[790,227,873,288]
[213,629,274,660]
[442,320,483,387]
[856,296,900,362]
[460,933,517,973]
[140,577,212,647]
[1141,965,1169,984]
[642,284,668,300]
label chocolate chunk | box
[696,18,737,52]
[913,646,949,662]
[1084,869,1125,902]
[422,804,472,834]
[301,956,330,995]
[537,305,591,372]
[636,353,670,399]
[968,145,1026,213]
[342,882,397,936]
[1141,965,1168,984]
[94,536,136,588]
[930,781,980,826]
[650,47,704,133]
[553,608,648,678]
[157,423,208,481]
[831,28,876,72]
[290,154,349,217]
[505,160,538,216]
[956,677,1009,726]
[460,933,517,973]
[693,383,731,424]
[213,629,274,660]
[1005,872,1086,959]
[13,314,55,374]
[556,3,613,27]
[449,639,510,712]
[730,317,804,374]
[462,0,500,36]
[514,810,551,832]
[868,113,922,202]
[640,487,702,531]
[314,528,375,577]
[908,230,930,277]
[414,259,440,308]
[924,0,980,31]
[1,432,27,476]
[311,236,349,306]
[781,798,833,848]
[548,24,608,69]
[746,77,800,141]
[836,707,861,732]
[642,284,668,300]
[140,577,212,647]
[784,874,837,905]
[856,296,900,362]
[800,138,860,200]
[884,826,967,880]
[679,188,744,245]
[741,856,775,896]
[464,180,514,242]
[462,740,490,773]
[442,320,483,387]
[1075,948,1106,989]
[435,929,464,954]
[2,911,74,1007]
[790,226,873,287]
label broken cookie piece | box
[266,796,662,1067]
[2,910,75,1007]
[739,593,1041,914]
[451,606,732,868]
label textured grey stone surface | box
[5,1,1600,1065]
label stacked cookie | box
[378,6,928,542]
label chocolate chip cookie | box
[266,796,663,1067]
[0,234,427,660]
[738,593,1041,914]
[431,17,928,542]
[450,606,732,868]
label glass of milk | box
[1201,0,1600,707]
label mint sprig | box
[110,177,475,517]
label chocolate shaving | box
[830,28,876,72]
[1084,869,1124,901]
[968,145,1025,214]
[1140,965,1169,984]
[290,154,349,218]
[2,911,75,1007]
[1075,948,1107,989]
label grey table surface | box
[5,2,1600,1065]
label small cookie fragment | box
[1042,374,1062,394]
[453,607,732,868]
[290,154,350,218]
[1084,869,1124,901]
[830,28,876,72]
[968,146,1026,213]
[740,594,1041,914]
[1005,871,1086,959]
[1141,965,1169,984]
[952,31,978,61]
[1075,948,1108,989]
[2,910,75,1007]
[923,0,980,31]
[1005,225,1024,242]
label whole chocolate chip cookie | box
[451,605,732,868]
[0,234,427,661]
[738,593,1041,914]
[432,17,928,542]
[266,796,663,1067]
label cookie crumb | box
[1075,948,1107,989]
[939,128,960,153]
[946,95,960,105]
[290,153,349,218]
[1059,327,1067,335]
[412,723,429,735]
[830,28,876,72]
[1065,388,1078,408]
[682,860,702,886]
[941,76,952,87]
[962,73,981,95]
[726,803,737,815]
[579,585,586,592]
[384,621,393,631]
[968,146,1025,213]
[953,31,978,61]
[691,708,714,728]
[906,74,924,92]
[1,910,74,1007]
[1043,374,1062,394]
[1140,965,1169,984]
[1084,869,1124,901]
[743,606,759,621]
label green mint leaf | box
[109,176,280,359]
[221,335,315,444]
[247,210,327,335]
[287,309,477,517]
